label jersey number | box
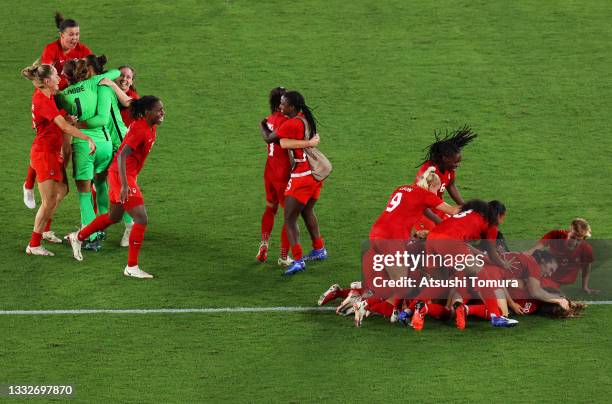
[385,192,403,212]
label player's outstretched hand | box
[510,301,526,315]
[120,184,129,203]
[98,77,114,87]
[65,115,78,126]
[309,133,320,147]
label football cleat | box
[42,231,62,244]
[83,237,102,252]
[491,314,518,328]
[256,241,268,262]
[397,309,413,326]
[124,265,154,279]
[120,223,133,247]
[353,299,367,327]
[390,309,399,323]
[25,245,54,256]
[336,291,361,315]
[410,301,428,331]
[67,232,83,261]
[318,284,341,306]
[98,231,107,241]
[303,247,328,261]
[277,256,294,267]
[283,259,305,276]
[454,301,468,330]
[23,183,36,209]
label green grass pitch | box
[1,0,611,402]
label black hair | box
[129,96,161,119]
[63,58,89,85]
[269,87,286,113]
[85,54,107,75]
[420,124,477,170]
[460,199,506,226]
[496,231,510,252]
[283,91,317,135]
[532,249,556,265]
[55,12,79,33]
[118,65,137,92]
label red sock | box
[291,243,303,260]
[25,165,36,189]
[337,288,350,299]
[427,303,450,320]
[369,301,394,317]
[467,304,489,320]
[483,299,502,318]
[312,236,324,250]
[261,206,277,242]
[280,224,289,259]
[44,219,52,232]
[127,223,146,267]
[29,231,42,247]
[78,214,113,241]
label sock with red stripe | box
[25,165,36,189]
[127,223,146,267]
[291,244,303,261]
[44,219,52,232]
[29,231,42,247]
[280,224,290,259]
[467,304,489,320]
[483,299,502,318]
[261,205,277,242]
[77,214,113,242]
[312,236,324,250]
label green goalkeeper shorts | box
[72,139,113,180]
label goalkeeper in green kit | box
[57,56,120,250]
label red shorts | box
[264,171,288,207]
[108,170,144,211]
[285,174,322,205]
[30,149,64,183]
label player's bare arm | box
[117,145,134,203]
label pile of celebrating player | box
[315,128,594,330]
[22,12,164,278]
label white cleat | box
[25,245,54,256]
[124,265,154,279]
[120,223,133,247]
[23,183,36,209]
[67,232,83,261]
[336,291,361,316]
[318,283,341,306]
[42,231,62,244]
[353,299,367,327]
[277,256,294,267]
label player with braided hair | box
[414,125,477,232]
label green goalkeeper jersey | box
[83,85,128,151]
[57,69,120,143]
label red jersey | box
[429,210,498,241]
[120,88,140,127]
[265,111,290,183]
[109,119,156,177]
[41,40,92,90]
[276,117,311,176]
[415,161,455,198]
[503,252,541,280]
[30,88,64,152]
[370,185,443,240]
[540,230,593,285]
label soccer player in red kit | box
[256,87,294,266]
[116,65,140,127]
[68,96,164,279]
[413,125,477,231]
[22,62,96,256]
[525,218,596,293]
[259,91,324,275]
[23,12,92,210]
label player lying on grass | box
[22,61,95,256]
[413,125,477,232]
[525,218,598,294]
[68,96,164,279]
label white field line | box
[0,302,610,315]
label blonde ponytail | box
[416,166,440,190]
[21,60,54,88]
